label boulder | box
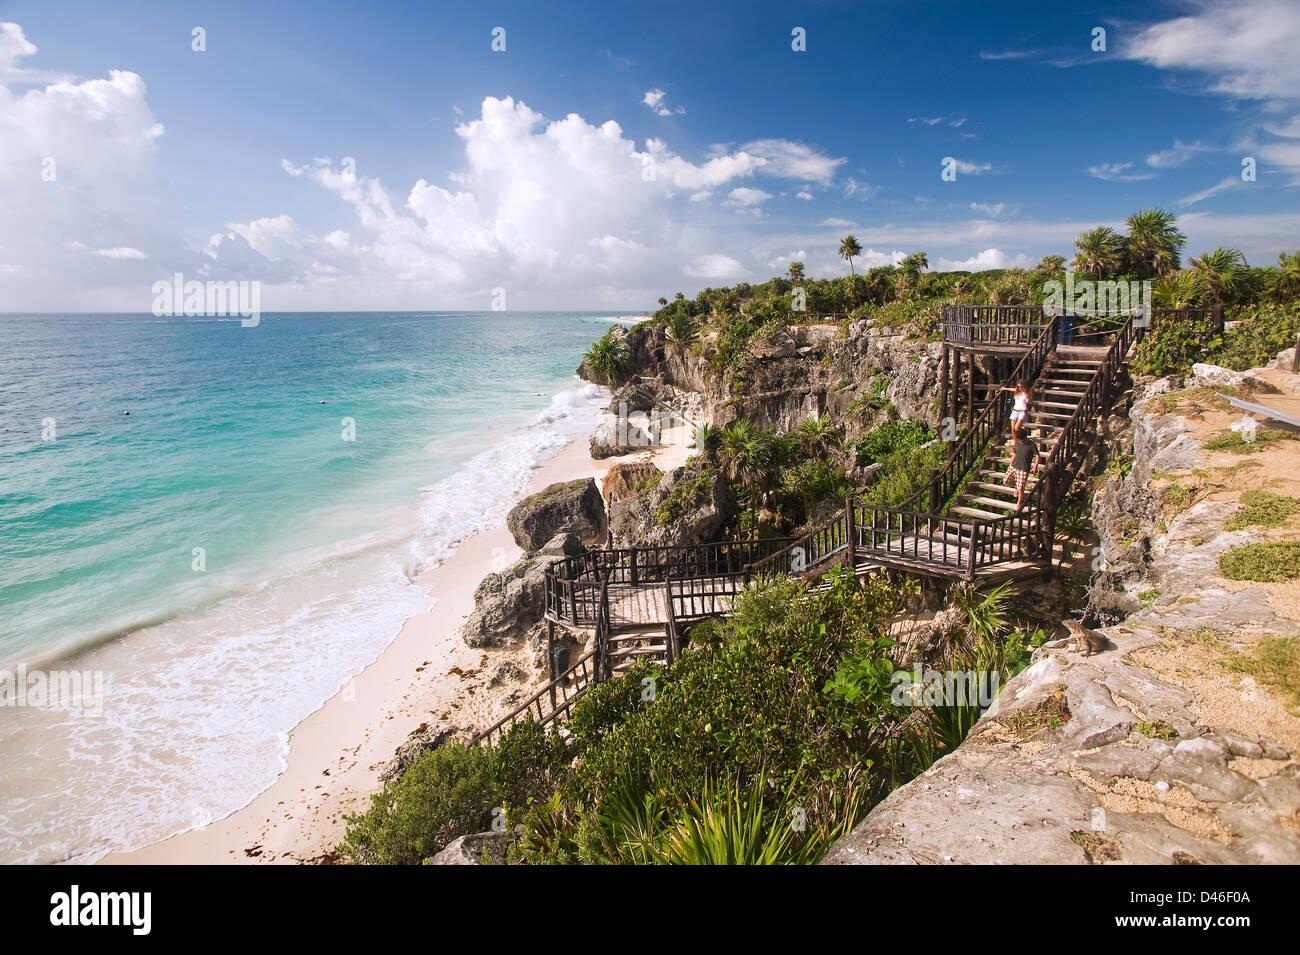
[459,555,561,648]
[1191,362,1268,392]
[539,532,584,557]
[589,421,651,459]
[608,461,733,548]
[427,830,519,866]
[506,478,605,550]
[602,461,662,504]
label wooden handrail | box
[469,648,598,747]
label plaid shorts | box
[1006,467,1029,493]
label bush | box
[1226,491,1300,531]
[1130,311,1222,377]
[1212,304,1300,371]
[340,719,569,864]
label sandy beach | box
[103,416,691,864]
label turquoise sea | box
[0,311,624,863]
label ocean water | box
[0,311,624,863]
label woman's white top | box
[1013,392,1028,412]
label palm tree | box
[1152,270,1200,309]
[1189,247,1247,306]
[1071,226,1125,279]
[583,332,631,385]
[839,234,864,276]
[899,251,928,277]
[787,261,805,284]
[1272,251,1300,299]
[792,415,838,460]
[720,421,775,503]
[664,311,698,355]
[1124,208,1186,278]
[1036,254,1066,274]
[691,422,722,464]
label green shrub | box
[340,718,569,864]
[1218,541,1300,582]
[1211,304,1300,371]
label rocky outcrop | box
[506,478,605,550]
[602,461,662,505]
[580,319,943,440]
[607,460,734,548]
[427,829,519,865]
[823,628,1300,865]
[460,555,562,649]
[379,723,462,784]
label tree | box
[787,261,806,284]
[1189,247,1247,306]
[664,311,698,355]
[583,331,631,385]
[720,421,776,504]
[839,234,864,276]
[792,415,839,460]
[1272,251,1300,299]
[1071,226,1125,278]
[899,252,928,278]
[1152,270,1199,309]
[1035,255,1066,274]
[1123,208,1186,278]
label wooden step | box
[957,494,1018,513]
[949,504,1011,521]
[968,481,1022,498]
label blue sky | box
[1,0,1297,310]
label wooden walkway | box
[472,305,1160,746]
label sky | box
[0,0,1298,312]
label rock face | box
[428,830,519,865]
[607,461,733,548]
[460,555,562,649]
[602,461,661,505]
[822,628,1300,865]
[506,478,605,551]
[379,724,460,784]
[577,319,942,440]
[1191,362,1268,392]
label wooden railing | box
[943,305,1047,346]
[912,314,1060,511]
[469,648,598,747]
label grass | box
[1226,637,1300,712]
[1203,427,1300,455]
[1070,830,1123,864]
[1226,490,1300,531]
[1218,541,1300,582]
[1136,719,1178,740]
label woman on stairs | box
[1001,378,1032,442]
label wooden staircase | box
[948,345,1108,522]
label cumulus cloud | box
[642,87,683,116]
[931,248,1033,271]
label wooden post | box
[966,523,980,580]
[966,352,975,428]
[630,547,638,586]
[938,345,949,424]
[951,346,961,424]
[928,468,940,513]
[844,496,857,570]
[547,619,557,710]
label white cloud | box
[723,187,771,209]
[1122,0,1300,102]
[795,188,813,200]
[642,87,683,117]
[0,22,71,85]
[950,158,992,175]
[819,218,854,228]
[1145,139,1210,168]
[740,138,845,185]
[684,253,747,280]
[1177,175,1240,206]
[1087,162,1156,182]
[969,202,1009,217]
[841,177,881,199]
[931,248,1033,271]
